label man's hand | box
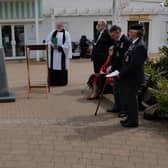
[57,46,63,52]
[51,44,57,49]
[100,71,106,74]
[106,66,112,74]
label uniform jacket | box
[111,34,131,71]
[119,38,147,85]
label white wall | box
[130,0,163,8]
[39,18,52,43]
[148,15,164,53]
[25,24,36,44]
[42,0,163,13]
[39,15,168,53]
[39,16,113,43]
[39,0,168,53]
[42,0,113,14]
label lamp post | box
[0,26,2,48]
[113,0,129,26]
[35,0,40,61]
[112,0,121,25]
[51,8,55,30]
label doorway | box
[1,25,25,58]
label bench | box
[103,73,152,111]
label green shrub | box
[165,0,168,6]
[144,63,162,89]
[145,63,168,117]
[144,33,168,118]
[153,78,168,116]
[156,93,168,115]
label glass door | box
[14,25,25,57]
[1,25,25,58]
[140,22,149,50]
[1,25,13,57]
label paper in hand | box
[106,70,119,78]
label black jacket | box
[120,38,148,85]
[111,34,131,71]
[92,29,113,63]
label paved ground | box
[0,59,167,168]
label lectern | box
[26,45,50,98]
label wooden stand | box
[26,44,50,98]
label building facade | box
[0,0,168,59]
[0,0,42,59]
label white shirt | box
[95,29,105,45]
[132,38,139,44]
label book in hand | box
[51,37,57,45]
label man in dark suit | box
[92,20,113,73]
[106,24,147,128]
[107,26,130,117]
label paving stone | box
[0,61,166,168]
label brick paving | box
[0,59,167,168]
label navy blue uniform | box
[119,38,147,124]
[111,34,131,71]
[111,34,130,112]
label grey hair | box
[98,19,107,26]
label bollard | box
[0,48,16,102]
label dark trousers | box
[113,80,121,111]
[48,69,68,86]
[120,83,138,124]
[93,57,106,73]
[80,48,87,57]
[93,61,101,73]
[113,80,127,112]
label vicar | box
[47,23,72,86]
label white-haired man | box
[92,20,113,73]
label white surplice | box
[47,29,72,70]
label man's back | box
[120,38,147,85]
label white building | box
[0,0,168,59]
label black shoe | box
[120,118,128,124]
[118,111,128,118]
[121,122,138,128]
[106,108,120,113]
